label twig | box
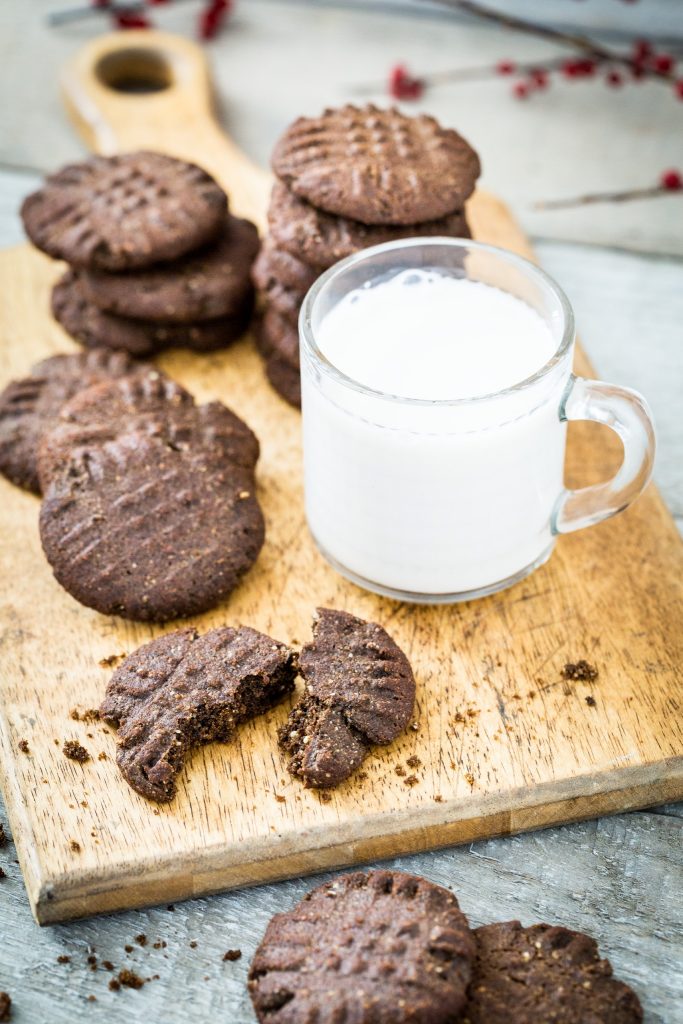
[535,186,676,211]
[421,0,676,82]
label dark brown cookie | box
[278,608,416,787]
[100,626,296,801]
[52,270,252,357]
[268,181,471,268]
[248,870,475,1024]
[21,151,228,270]
[38,370,264,622]
[258,277,304,326]
[261,307,299,367]
[271,104,480,225]
[0,349,136,493]
[265,352,301,410]
[463,922,643,1024]
[251,240,321,295]
[80,215,258,322]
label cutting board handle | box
[61,29,271,226]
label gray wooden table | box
[0,2,681,1021]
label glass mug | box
[299,239,656,603]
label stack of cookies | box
[21,151,259,358]
[252,104,481,407]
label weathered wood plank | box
[1,798,681,1023]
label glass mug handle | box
[552,375,656,534]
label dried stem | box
[535,186,674,211]
[423,0,676,82]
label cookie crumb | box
[167,904,175,912]
[275,795,286,803]
[0,868,5,880]
[108,979,120,992]
[98,751,108,761]
[395,765,406,777]
[464,773,475,787]
[102,961,114,971]
[0,993,11,1022]
[152,941,166,950]
[124,945,133,953]
[134,934,147,947]
[117,969,145,990]
[319,791,332,803]
[17,739,29,754]
[434,795,444,803]
[87,995,97,1003]
[0,825,6,848]
[98,653,126,669]
[562,660,598,682]
[403,775,419,787]
[70,708,101,724]
[406,755,421,769]
[189,940,198,949]
[63,740,91,763]
[585,695,597,707]
[70,840,81,853]
[222,949,242,962]
[87,955,97,967]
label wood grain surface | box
[0,30,681,925]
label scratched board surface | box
[0,30,681,924]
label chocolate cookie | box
[52,270,252,357]
[278,608,416,787]
[38,370,264,621]
[0,349,136,493]
[258,278,304,326]
[463,922,643,1024]
[100,626,296,801]
[248,870,475,1024]
[252,240,321,295]
[271,104,480,225]
[265,352,301,409]
[268,181,471,268]
[80,215,258,322]
[21,151,227,270]
[261,307,299,367]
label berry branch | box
[535,170,682,210]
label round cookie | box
[38,370,264,622]
[268,181,471,268]
[251,240,321,295]
[21,151,227,270]
[463,921,643,1024]
[265,352,301,409]
[261,307,299,367]
[0,349,136,494]
[80,215,259,322]
[278,608,416,787]
[271,104,480,225]
[248,870,475,1024]
[258,277,304,326]
[52,270,252,357]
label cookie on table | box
[21,151,227,270]
[265,352,301,409]
[258,277,305,326]
[463,921,643,1024]
[248,870,475,1024]
[260,307,299,367]
[101,626,296,802]
[0,349,137,494]
[278,608,416,787]
[251,239,321,295]
[80,215,259,323]
[38,370,264,622]
[271,104,480,225]
[52,270,252,357]
[268,181,471,269]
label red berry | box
[115,12,150,28]
[653,53,675,74]
[388,64,425,101]
[660,169,683,191]
[199,0,231,40]
[606,70,623,87]
[530,68,548,88]
[675,79,683,100]
[562,59,595,79]
[496,60,516,76]
[513,81,529,99]
[633,39,652,62]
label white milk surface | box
[302,270,569,596]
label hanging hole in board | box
[95,48,174,94]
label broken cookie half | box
[278,608,416,788]
[100,626,296,802]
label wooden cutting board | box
[1,31,681,925]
